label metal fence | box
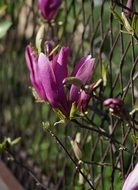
[1,0,138,189]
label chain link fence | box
[1,0,138,189]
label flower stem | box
[45,128,95,190]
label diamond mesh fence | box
[1,0,138,189]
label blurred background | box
[0,0,138,189]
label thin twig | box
[45,128,95,190]
[5,150,49,190]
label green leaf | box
[53,108,66,121]
[70,102,77,120]
[101,62,107,86]
[11,137,21,145]
[30,87,44,103]
[0,20,12,39]
[54,120,65,126]
[42,121,50,130]
[134,99,138,111]
[69,137,82,160]
[131,133,138,144]
[110,8,123,24]
[131,14,138,31]
[35,25,45,53]
[121,12,134,35]
[49,44,60,57]
[0,137,21,151]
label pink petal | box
[52,47,70,114]
[52,47,69,86]
[122,164,138,190]
[72,56,91,77]
[25,46,46,100]
[70,56,95,103]
[77,90,90,112]
[38,53,59,107]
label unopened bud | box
[63,77,83,88]
[42,121,50,131]
[35,25,45,53]
[103,98,124,116]
[123,0,134,17]
[69,137,82,160]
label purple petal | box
[72,56,91,77]
[77,91,90,112]
[38,52,69,116]
[70,55,95,103]
[25,46,46,100]
[52,47,69,87]
[44,41,54,60]
[122,164,138,190]
[72,55,95,82]
[38,53,59,107]
[52,47,70,113]
[49,0,61,9]
[103,98,123,107]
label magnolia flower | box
[38,0,61,20]
[122,163,138,190]
[25,42,95,118]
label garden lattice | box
[1,0,138,189]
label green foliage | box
[0,137,21,151]
[70,102,78,120]
[131,14,138,31]
[101,62,107,86]
[1,0,138,189]
[0,20,12,39]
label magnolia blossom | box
[38,0,61,20]
[25,42,95,118]
[122,163,138,190]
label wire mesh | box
[1,0,138,189]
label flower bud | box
[38,0,61,20]
[63,77,84,88]
[103,98,123,115]
[69,137,82,161]
[123,0,134,17]
[35,25,45,53]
